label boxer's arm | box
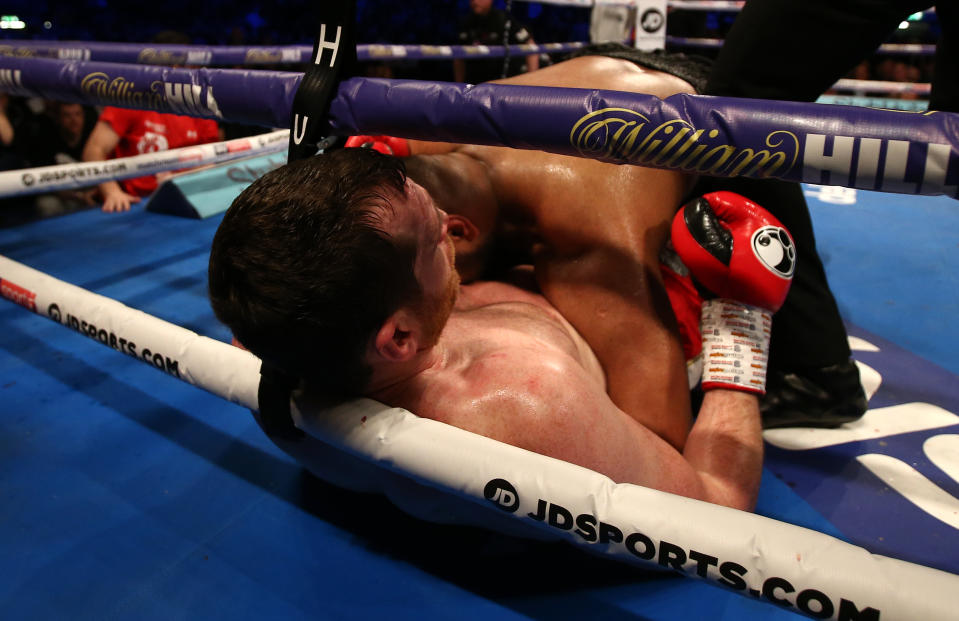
[683,389,763,510]
[343,133,463,156]
[476,359,757,510]
[534,246,694,454]
[670,191,797,509]
[407,139,462,155]
[526,270,761,508]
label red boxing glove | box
[670,191,795,312]
[671,192,796,394]
[343,134,411,157]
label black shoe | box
[761,360,868,429]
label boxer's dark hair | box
[209,148,419,403]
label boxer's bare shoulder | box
[370,280,608,438]
[494,55,696,99]
[370,286,701,493]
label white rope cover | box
[2,253,957,621]
[833,78,932,96]
[0,129,288,198]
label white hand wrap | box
[701,298,771,394]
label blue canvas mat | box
[1,185,956,619]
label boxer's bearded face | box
[417,246,458,347]
[414,187,459,347]
[380,179,460,347]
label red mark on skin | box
[361,416,367,424]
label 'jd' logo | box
[484,478,520,513]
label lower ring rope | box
[0,130,288,199]
[1,252,957,621]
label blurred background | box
[0,0,942,86]
[0,1,943,226]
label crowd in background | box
[3,1,941,84]
[0,1,944,227]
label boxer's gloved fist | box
[670,191,796,394]
[671,191,795,312]
[343,135,410,157]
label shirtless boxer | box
[208,140,792,511]
[345,51,708,451]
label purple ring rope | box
[0,56,299,127]
[0,40,586,65]
[1,55,956,198]
[332,78,958,197]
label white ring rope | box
[511,0,742,7]
[666,35,937,57]
[0,256,261,408]
[667,0,743,9]
[361,41,587,59]
[0,129,288,199]
[517,0,935,16]
[832,78,932,96]
[2,247,958,621]
[816,95,929,112]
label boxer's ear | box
[447,214,479,242]
[372,308,421,362]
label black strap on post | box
[267,2,359,440]
[257,360,305,441]
[287,0,358,163]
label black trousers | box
[698,1,955,373]
[707,0,956,111]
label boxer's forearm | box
[683,389,764,511]
[407,139,462,155]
